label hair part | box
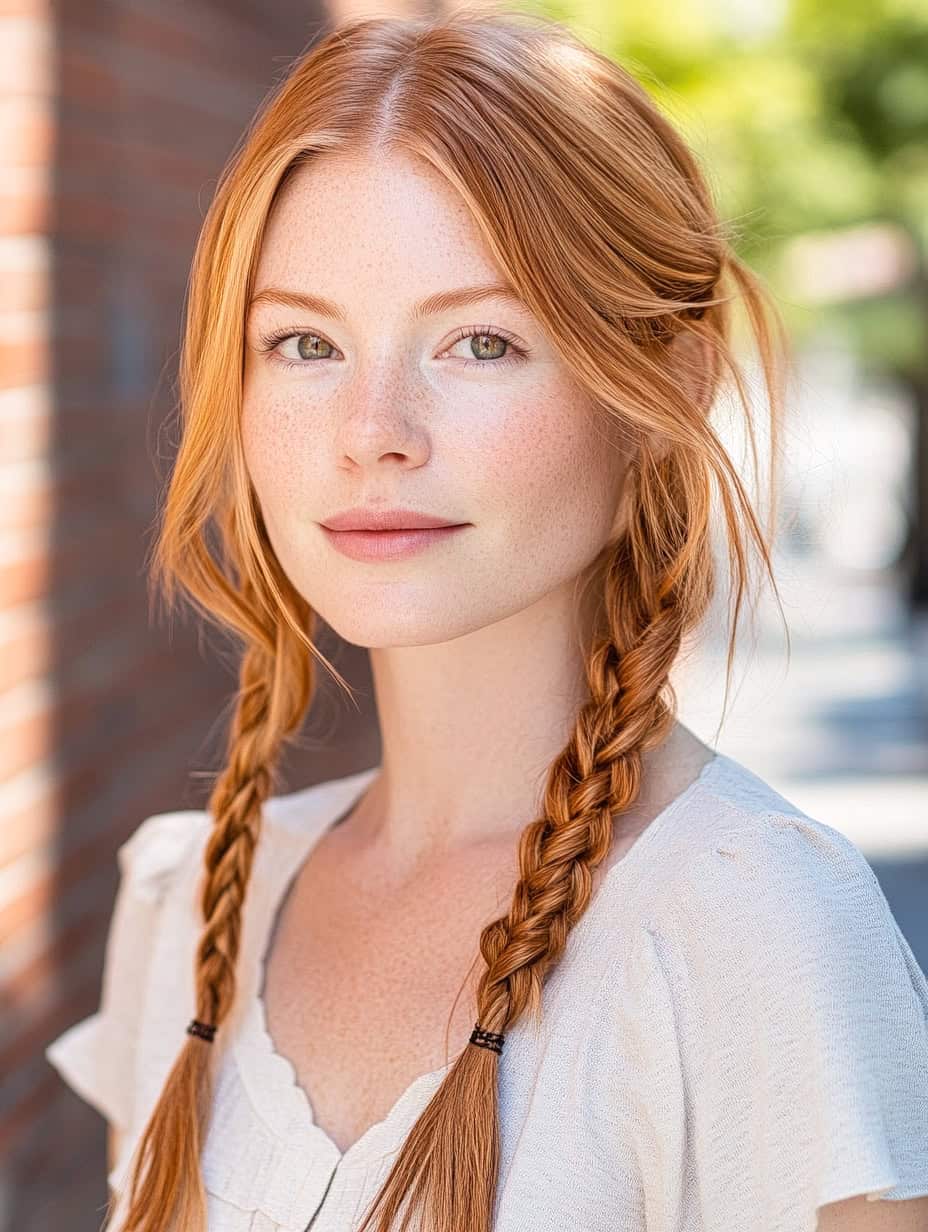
[114,6,792,1230]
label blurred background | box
[2,0,926,1225]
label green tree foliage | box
[533,0,928,367]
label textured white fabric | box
[45,751,928,1231]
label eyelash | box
[256,323,531,371]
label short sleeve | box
[44,809,209,1132]
[635,812,928,1230]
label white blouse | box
[46,751,928,1231]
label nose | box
[332,365,431,470]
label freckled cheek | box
[473,395,612,532]
[241,394,325,517]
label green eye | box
[295,333,335,361]
[446,325,528,369]
[463,332,507,360]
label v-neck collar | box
[230,764,463,1172]
[226,752,726,1173]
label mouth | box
[319,523,469,562]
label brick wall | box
[0,2,387,1226]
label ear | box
[667,325,717,417]
[644,325,717,465]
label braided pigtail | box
[110,586,318,1232]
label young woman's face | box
[242,150,629,647]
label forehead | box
[253,150,503,306]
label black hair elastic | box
[187,1018,217,1042]
[469,1023,504,1055]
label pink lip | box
[320,524,468,562]
[321,506,463,531]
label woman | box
[46,7,928,1232]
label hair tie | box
[469,1023,504,1055]
[187,1018,217,1043]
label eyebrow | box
[247,281,526,323]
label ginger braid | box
[354,442,710,1232]
[110,584,316,1232]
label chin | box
[317,602,496,650]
